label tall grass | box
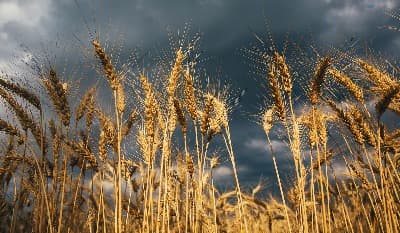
[0,23,400,233]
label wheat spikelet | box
[96,109,116,146]
[348,163,372,190]
[0,77,41,110]
[328,69,364,104]
[298,109,334,146]
[0,86,43,148]
[274,52,292,94]
[138,129,151,164]
[212,95,229,129]
[298,111,318,146]
[121,110,138,139]
[184,68,198,120]
[116,82,125,114]
[208,117,222,141]
[267,63,286,121]
[357,59,395,88]
[349,105,376,146]
[140,74,157,138]
[43,68,71,126]
[167,49,184,97]
[200,94,213,135]
[261,108,274,135]
[168,100,178,133]
[173,99,187,134]
[92,40,119,90]
[98,130,107,162]
[86,99,96,130]
[309,57,331,105]
[327,100,364,144]
[76,87,96,122]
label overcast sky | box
[0,0,399,193]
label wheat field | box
[0,16,400,233]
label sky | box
[0,0,399,193]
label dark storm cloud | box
[0,0,399,188]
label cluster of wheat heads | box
[0,36,258,233]
[1,25,400,233]
[249,42,400,233]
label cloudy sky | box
[0,0,399,193]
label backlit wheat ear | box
[98,130,107,162]
[200,94,213,135]
[139,74,156,138]
[274,52,292,95]
[76,87,96,122]
[184,68,198,120]
[349,105,376,146]
[348,163,372,190]
[357,59,395,88]
[267,62,286,121]
[174,99,187,134]
[92,39,120,90]
[261,107,274,135]
[0,77,41,110]
[168,102,177,133]
[328,69,364,104]
[0,86,43,148]
[85,98,96,130]
[121,110,138,139]
[167,49,184,98]
[212,95,229,129]
[298,109,330,146]
[96,109,116,144]
[327,100,364,144]
[43,68,71,126]
[309,57,331,105]
[116,82,125,114]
